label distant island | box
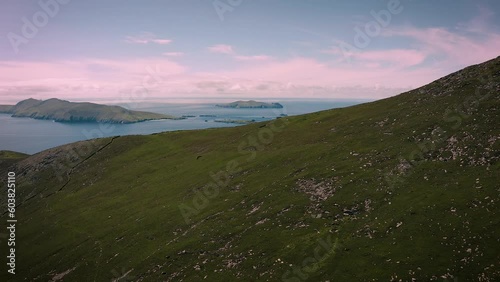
[214,119,255,124]
[0,98,175,123]
[215,100,283,109]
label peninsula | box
[0,98,175,123]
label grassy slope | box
[0,151,29,173]
[0,58,499,281]
[3,98,174,123]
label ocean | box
[0,99,369,154]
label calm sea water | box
[0,100,368,154]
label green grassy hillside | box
[0,98,175,123]
[0,151,29,173]
[0,57,499,281]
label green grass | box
[0,151,29,172]
[0,151,29,160]
[0,57,499,281]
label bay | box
[0,99,368,154]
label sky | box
[0,0,499,104]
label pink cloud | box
[351,49,427,67]
[0,58,188,103]
[151,39,172,45]
[2,13,499,104]
[324,9,500,73]
[125,32,172,45]
[234,55,272,61]
[208,44,273,62]
[457,6,495,35]
[124,38,149,44]
[0,52,490,104]
[207,44,234,54]
[384,26,500,67]
[213,57,439,88]
[162,52,184,57]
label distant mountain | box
[216,100,283,108]
[0,98,175,123]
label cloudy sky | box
[0,0,499,104]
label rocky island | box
[0,98,175,123]
[215,100,283,109]
[214,119,255,124]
